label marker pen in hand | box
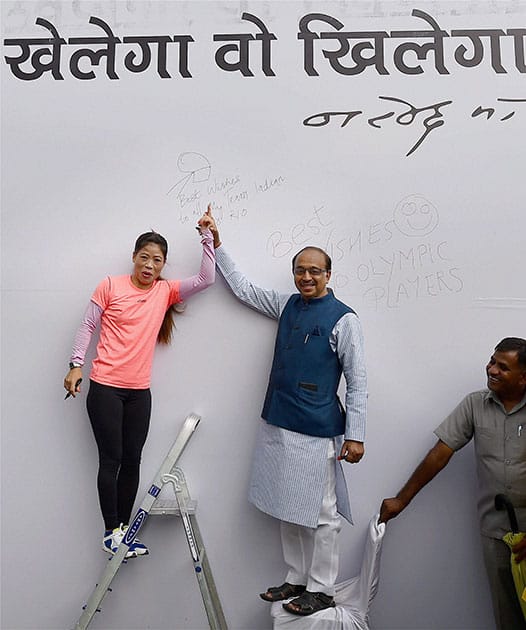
[65,378,82,400]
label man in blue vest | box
[200,211,367,616]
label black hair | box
[495,337,526,369]
[133,231,168,259]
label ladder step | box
[149,499,197,515]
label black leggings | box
[87,380,151,531]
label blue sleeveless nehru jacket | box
[261,289,354,437]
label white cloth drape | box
[271,515,385,630]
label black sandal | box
[283,591,335,616]
[259,582,306,602]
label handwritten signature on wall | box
[304,97,526,157]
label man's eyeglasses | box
[293,267,328,277]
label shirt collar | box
[485,388,526,414]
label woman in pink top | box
[64,210,215,558]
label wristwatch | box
[69,362,82,369]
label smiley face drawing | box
[393,194,439,237]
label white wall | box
[2,1,525,629]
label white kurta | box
[216,246,367,528]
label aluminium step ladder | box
[73,412,228,630]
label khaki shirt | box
[435,389,526,538]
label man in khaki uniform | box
[380,337,526,630]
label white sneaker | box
[121,524,149,557]
[102,524,137,558]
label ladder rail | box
[164,470,228,630]
[190,514,229,630]
[73,544,129,630]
